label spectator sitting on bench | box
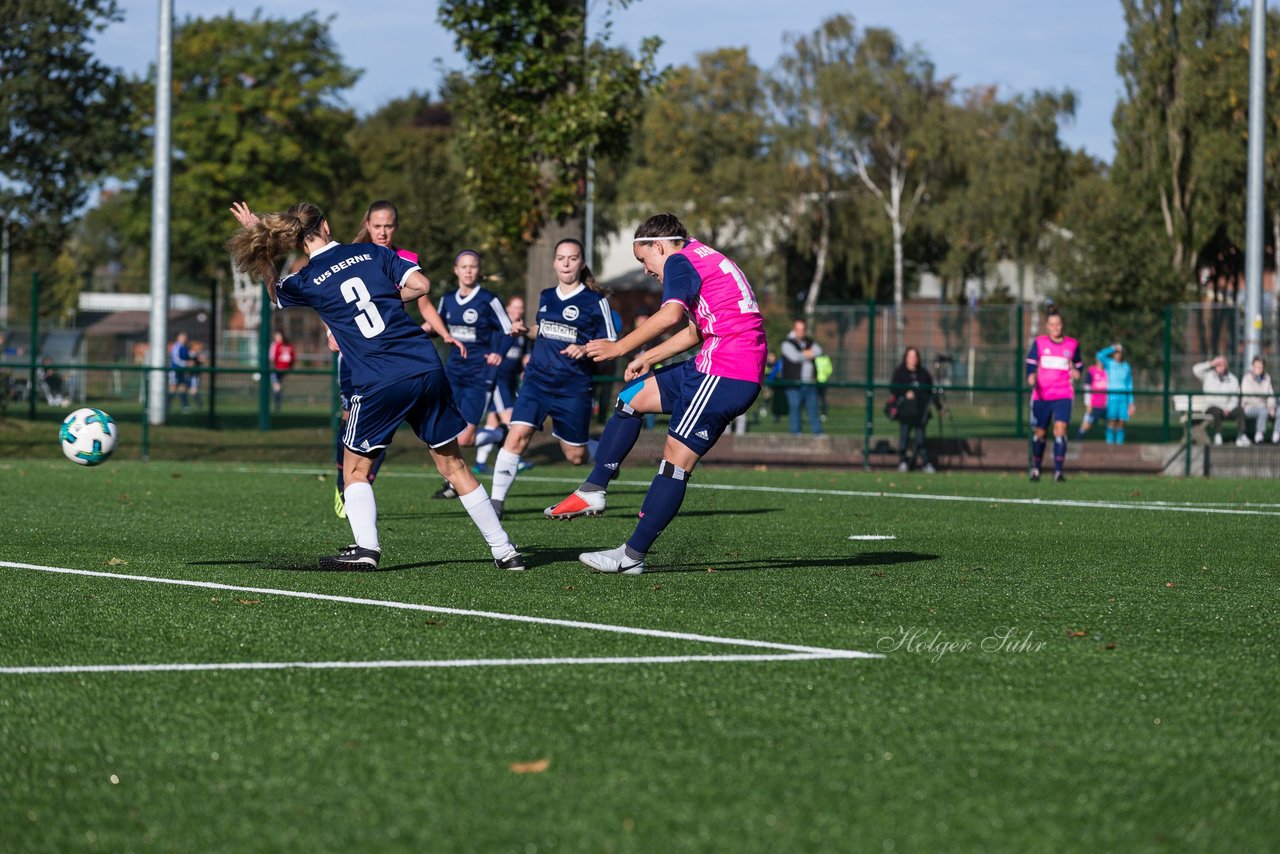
[1240,356,1278,445]
[1192,355,1246,446]
[38,357,70,407]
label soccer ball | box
[60,407,118,466]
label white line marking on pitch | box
[236,466,1280,517]
[848,535,897,541]
[0,653,840,676]
[0,562,879,673]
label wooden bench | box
[1173,394,1212,424]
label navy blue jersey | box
[275,241,440,391]
[437,287,512,386]
[492,332,529,386]
[526,284,617,393]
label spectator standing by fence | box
[1240,356,1277,445]
[887,347,943,473]
[780,318,823,435]
[1192,355,1247,446]
[269,331,296,413]
[167,331,193,413]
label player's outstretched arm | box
[626,321,701,375]
[415,287,467,359]
[585,301,686,362]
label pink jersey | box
[1084,364,1108,408]
[663,240,768,383]
[1027,335,1081,401]
[395,248,419,264]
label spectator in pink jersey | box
[1077,356,1109,440]
[1026,306,1082,482]
[545,213,768,575]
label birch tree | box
[841,28,950,341]
[770,16,859,318]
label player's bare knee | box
[565,447,588,465]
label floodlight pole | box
[146,0,174,425]
[0,214,10,330]
[1242,0,1267,368]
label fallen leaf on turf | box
[652,584,663,591]
[510,758,550,774]
[706,567,716,573]
[1067,629,1087,638]
[1106,642,1117,650]
[562,585,576,591]
[106,557,128,566]
[424,619,442,626]
[171,472,182,479]
[236,599,260,606]
[1165,582,1175,588]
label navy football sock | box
[1032,438,1046,469]
[1053,436,1067,474]
[585,403,643,490]
[627,461,689,555]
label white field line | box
[0,562,880,672]
[0,653,837,676]
[237,466,1280,517]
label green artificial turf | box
[1,457,1277,851]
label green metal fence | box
[3,282,1273,467]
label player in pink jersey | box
[544,213,768,574]
[1026,306,1082,482]
[1076,358,1109,440]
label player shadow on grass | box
[376,507,780,521]
[523,548,937,573]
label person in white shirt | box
[1239,356,1277,445]
[1192,355,1246,446]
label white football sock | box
[491,449,522,501]
[475,442,494,465]
[343,482,379,551]
[459,484,513,555]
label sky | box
[94,0,1128,161]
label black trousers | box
[899,418,930,466]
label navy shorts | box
[452,380,494,426]
[640,360,760,457]
[344,371,467,455]
[1085,405,1107,423]
[338,355,354,411]
[1031,398,1073,429]
[510,377,592,446]
[490,373,519,413]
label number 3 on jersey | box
[340,276,386,338]
[719,259,760,314]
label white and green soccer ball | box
[60,408,118,466]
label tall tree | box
[844,27,952,340]
[438,0,660,307]
[0,0,136,255]
[931,87,1077,303]
[116,12,360,285]
[1113,0,1243,283]
[771,15,860,317]
[324,95,496,288]
[622,48,775,268]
